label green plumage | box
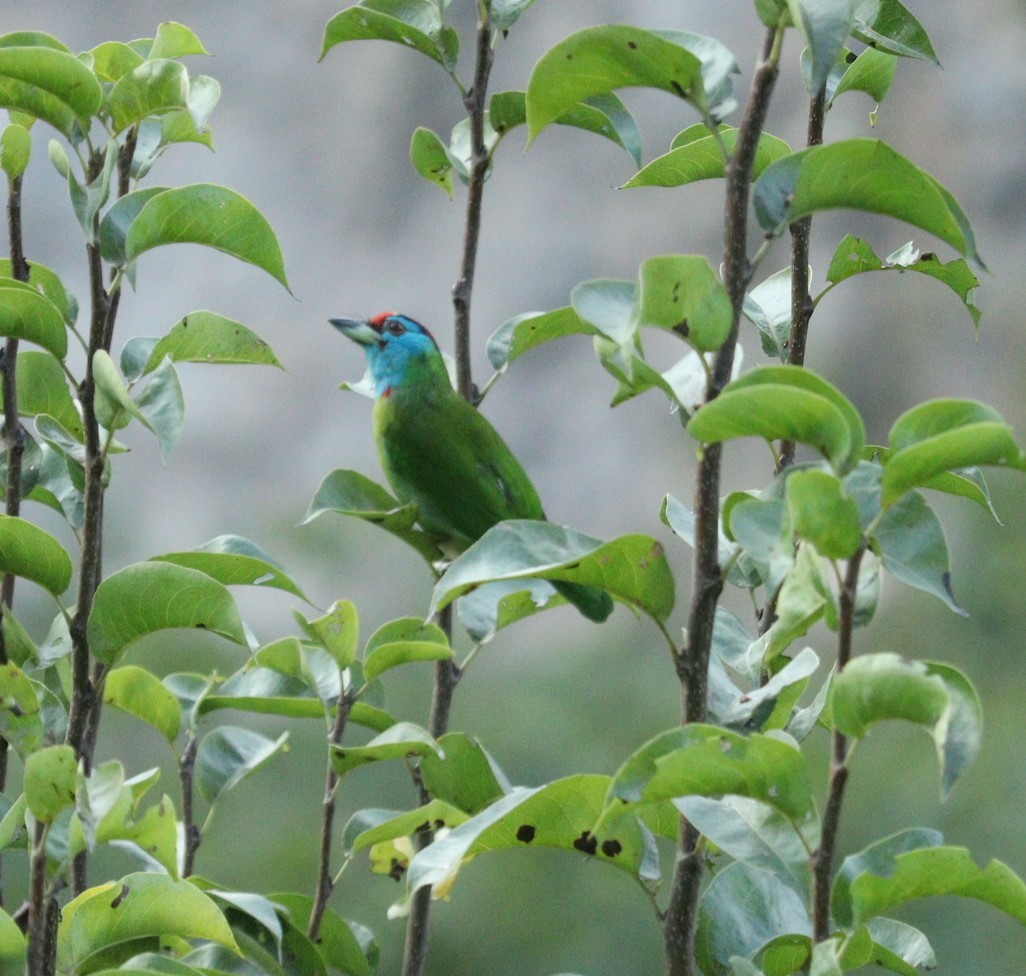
[332,312,613,623]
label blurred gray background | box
[4,1,1026,973]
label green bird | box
[331,311,613,623]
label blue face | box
[330,313,441,396]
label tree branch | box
[308,688,352,943]
[664,24,784,976]
[812,544,865,941]
[179,732,201,879]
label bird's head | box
[330,312,444,396]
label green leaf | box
[17,351,81,436]
[88,562,248,665]
[754,140,980,264]
[0,904,25,976]
[695,861,812,976]
[302,469,444,564]
[743,266,797,360]
[363,621,451,683]
[489,90,642,166]
[0,514,72,595]
[0,277,68,358]
[409,127,453,197]
[331,722,441,779]
[134,357,184,457]
[92,349,155,433]
[829,653,981,797]
[712,647,820,734]
[0,662,43,757]
[485,307,597,372]
[624,125,789,188]
[135,310,284,373]
[267,893,375,976]
[89,42,144,83]
[99,186,169,267]
[419,733,509,814]
[455,578,565,644]
[152,535,308,601]
[872,490,963,614]
[825,235,980,331]
[24,744,77,823]
[124,183,290,290]
[0,259,77,326]
[345,800,470,855]
[526,26,705,141]
[787,0,853,92]
[833,46,898,105]
[867,918,936,976]
[294,600,358,670]
[881,399,1019,507]
[58,873,238,972]
[688,366,866,474]
[833,833,1026,932]
[491,0,539,31]
[199,667,325,719]
[108,59,190,134]
[320,0,458,71]
[635,255,732,352]
[403,775,659,908]
[852,0,938,63]
[195,727,289,806]
[786,469,863,558]
[0,123,30,180]
[148,22,210,60]
[606,724,812,821]
[0,46,102,136]
[103,666,181,742]
[66,140,118,244]
[677,795,814,897]
[430,521,673,622]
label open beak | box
[329,317,380,346]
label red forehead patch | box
[369,310,398,330]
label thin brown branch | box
[25,822,54,976]
[664,24,784,976]
[811,544,865,941]
[179,733,201,878]
[308,689,353,943]
[450,6,494,403]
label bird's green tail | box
[553,580,614,623]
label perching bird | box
[331,311,613,623]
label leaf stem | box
[664,23,784,976]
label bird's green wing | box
[375,391,544,545]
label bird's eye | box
[386,319,406,336]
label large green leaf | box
[871,490,963,614]
[829,654,981,797]
[87,562,248,664]
[302,469,444,564]
[430,521,673,623]
[825,236,980,331]
[108,59,190,134]
[0,45,102,135]
[786,469,863,559]
[137,311,283,373]
[881,399,1020,507]
[787,0,853,92]
[0,259,77,326]
[754,140,980,264]
[195,727,289,807]
[320,0,458,71]
[199,667,325,719]
[851,0,937,63]
[688,366,865,474]
[419,733,509,815]
[124,184,290,289]
[0,663,44,757]
[624,124,790,188]
[16,351,80,435]
[152,535,308,601]
[526,26,705,140]
[403,775,660,908]
[605,724,812,822]
[486,307,598,372]
[294,600,359,670]
[833,831,1026,932]
[24,744,77,823]
[695,861,812,976]
[363,618,451,683]
[0,277,68,358]
[0,514,72,595]
[268,893,375,976]
[103,666,182,742]
[635,255,732,352]
[58,873,237,972]
[331,722,441,779]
